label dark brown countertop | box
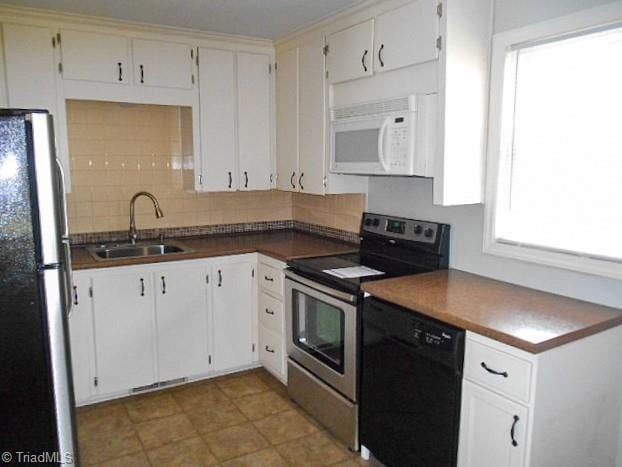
[71,230,358,270]
[362,269,622,353]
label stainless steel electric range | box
[284,212,450,450]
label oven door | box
[285,271,358,401]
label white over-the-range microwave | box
[329,94,437,176]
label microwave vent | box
[331,95,415,121]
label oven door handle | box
[285,271,357,305]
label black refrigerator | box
[0,109,78,464]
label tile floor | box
[76,368,380,466]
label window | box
[485,10,622,279]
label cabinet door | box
[59,29,129,84]
[133,39,194,89]
[92,271,156,395]
[299,39,326,195]
[212,261,254,372]
[3,23,57,111]
[374,0,439,73]
[326,19,374,84]
[458,380,528,467]
[237,52,272,191]
[198,48,238,191]
[276,47,299,192]
[155,265,210,381]
[68,274,94,403]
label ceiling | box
[0,0,365,39]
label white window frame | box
[483,2,622,280]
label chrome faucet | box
[128,191,164,244]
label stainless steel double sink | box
[86,240,191,261]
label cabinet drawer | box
[464,340,533,403]
[259,292,284,333]
[259,325,285,378]
[258,262,283,297]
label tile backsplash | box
[66,100,365,236]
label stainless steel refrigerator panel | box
[40,267,78,462]
[28,112,63,266]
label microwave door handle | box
[378,117,391,172]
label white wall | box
[367,0,622,309]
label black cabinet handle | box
[140,278,145,296]
[265,345,275,354]
[299,173,304,191]
[72,286,78,306]
[264,275,274,282]
[361,49,368,72]
[290,172,296,189]
[481,361,508,378]
[378,44,385,68]
[228,171,232,189]
[510,415,519,447]
[244,171,248,188]
[117,62,123,82]
[161,276,166,294]
[218,270,222,287]
[265,308,275,316]
[140,64,144,83]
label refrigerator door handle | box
[56,159,74,315]
[55,159,70,239]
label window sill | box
[482,238,622,281]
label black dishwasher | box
[360,297,465,467]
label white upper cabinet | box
[237,52,272,191]
[326,19,374,84]
[276,47,299,192]
[373,0,439,73]
[59,29,129,84]
[132,38,194,89]
[154,264,210,382]
[298,38,327,195]
[197,47,238,191]
[3,23,58,111]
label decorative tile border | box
[293,221,360,244]
[69,220,360,246]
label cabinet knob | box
[140,278,145,296]
[244,171,248,188]
[299,173,304,191]
[378,44,385,68]
[218,270,222,287]
[228,171,232,189]
[361,49,368,72]
[290,172,296,190]
[117,62,123,82]
[161,276,166,294]
[139,64,145,83]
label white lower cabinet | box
[458,329,622,467]
[68,273,95,403]
[257,255,287,383]
[458,380,527,467]
[154,264,210,382]
[71,254,259,404]
[212,260,256,372]
[92,270,157,395]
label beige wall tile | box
[67,100,366,234]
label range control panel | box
[362,213,440,244]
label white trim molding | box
[483,1,622,281]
